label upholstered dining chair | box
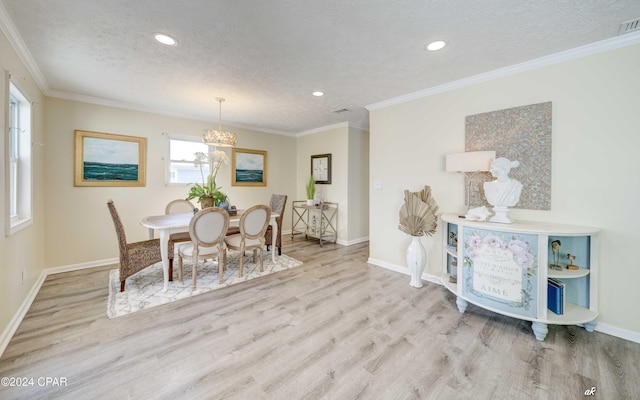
[107,200,173,292]
[178,207,230,289]
[224,204,271,278]
[264,194,287,256]
[166,199,196,214]
[165,199,196,265]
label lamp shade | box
[202,129,237,147]
[203,97,237,147]
[445,151,496,172]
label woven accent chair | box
[224,204,271,278]
[107,200,174,292]
[178,207,230,289]
[264,194,287,255]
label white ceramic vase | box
[406,235,427,288]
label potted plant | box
[398,185,439,288]
[186,150,229,208]
[306,176,316,206]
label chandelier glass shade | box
[203,98,237,147]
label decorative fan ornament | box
[399,186,439,236]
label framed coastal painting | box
[311,153,331,184]
[74,130,146,187]
[232,148,267,186]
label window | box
[8,94,17,217]
[6,80,32,235]
[166,134,210,185]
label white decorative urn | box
[406,235,427,288]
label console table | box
[291,201,338,246]
[441,214,599,341]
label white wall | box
[43,98,297,268]
[0,30,46,338]
[296,123,370,244]
[368,43,640,335]
[348,126,369,242]
[297,124,349,241]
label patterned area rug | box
[107,251,302,318]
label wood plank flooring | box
[1,236,639,399]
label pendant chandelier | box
[202,97,237,147]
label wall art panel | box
[465,101,552,210]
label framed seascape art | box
[311,153,331,184]
[232,148,267,186]
[74,130,147,187]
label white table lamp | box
[445,151,496,215]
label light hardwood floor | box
[1,237,639,400]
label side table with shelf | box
[291,201,338,246]
[441,214,599,341]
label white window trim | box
[5,72,33,236]
[164,133,208,187]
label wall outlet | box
[21,269,25,284]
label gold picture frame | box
[231,148,267,186]
[74,130,147,187]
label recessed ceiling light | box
[426,40,446,51]
[312,91,325,97]
[154,33,178,46]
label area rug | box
[107,252,302,318]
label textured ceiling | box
[2,1,640,135]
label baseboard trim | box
[595,322,640,344]
[0,270,47,358]
[288,232,368,247]
[367,257,441,285]
[0,258,119,357]
[46,257,119,275]
[366,258,640,344]
[338,236,369,246]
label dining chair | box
[164,199,196,280]
[264,194,287,255]
[224,204,271,278]
[166,199,196,214]
[107,200,174,292]
[178,207,230,289]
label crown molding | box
[221,120,297,137]
[0,1,48,92]
[47,89,296,137]
[348,123,369,133]
[367,31,640,112]
[51,87,352,137]
[296,121,350,137]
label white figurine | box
[465,206,492,221]
[483,157,523,224]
